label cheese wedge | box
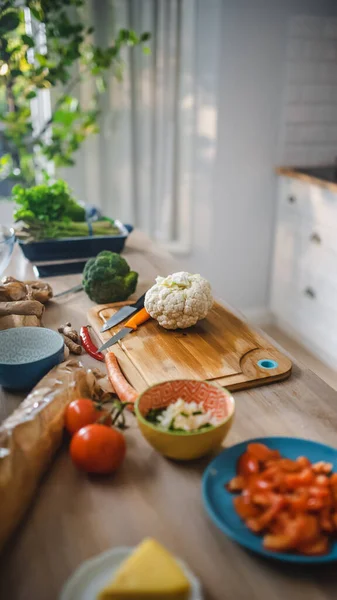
[97,538,191,600]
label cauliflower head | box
[83,251,138,304]
[145,271,213,329]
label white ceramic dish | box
[60,546,203,600]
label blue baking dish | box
[18,222,133,262]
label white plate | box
[60,546,203,600]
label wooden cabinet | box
[271,176,337,368]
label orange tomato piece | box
[277,458,301,473]
[296,456,311,469]
[286,489,309,513]
[314,474,330,487]
[297,536,329,556]
[247,443,280,462]
[307,497,325,511]
[319,508,334,533]
[253,478,273,491]
[330,483,337,507]
[263,533,296,552]
[227,475,246,492]
[309,486,330,499]
[300,515,320,544]
[331,512,337,530]
[247,495,285,532]
[234,496,260,520]
[285,468,314,489]
[312,461,333,475]
[246,517,263,533]
[263,513,320,551]
[247,474,273,495]
[252,493,274,507]
[237,452,259,477]
[262,464,282,479]
[263,514,312,552]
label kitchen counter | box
[2,231,337,600]
[276,165,337,193]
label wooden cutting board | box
[88,301,292,392]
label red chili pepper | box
[80,326,104,361]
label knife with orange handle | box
[98,307,151,352]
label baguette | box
[0,360,92,552]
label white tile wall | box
[282,16,337,166]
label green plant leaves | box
[26,91,37,100]
[53,109,78,126]
[21,34,35,48]
[95,75,106,94]
[1,0,151,185]
[0,11,20,35]
[12,179,85,224]
[29,6,44,22]
[0,154,13,181]
[9,68,21,78]
[140,32,151,42]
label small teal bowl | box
[0,327,64,391]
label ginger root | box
[0,278,52,331]
[60,333,82,355]
[58,322,80,344]
[58,322,82,355]
[0,276,53,304]
[0,281,27,302]
[25,280,53,304]
[0,300,44,319]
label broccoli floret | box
[82,251,138,303]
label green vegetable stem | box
[16,219,120,241]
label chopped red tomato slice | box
[246,443,280,462]
[285,468,314,489]
[237,452,259,477]
[297,535,329,556]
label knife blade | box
[100,293,146,333]
[98,307,150,352]
[54,284,83,298]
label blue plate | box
[202,436,337,563]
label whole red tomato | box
[70,424,126,474]
[65,398,112,435]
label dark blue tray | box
[18,222,133,262]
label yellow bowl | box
[135,380,235,461]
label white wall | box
[282,16,337,166]
[184,0,337,316]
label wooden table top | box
[1,231,337,600]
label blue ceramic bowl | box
[0,327,64,391]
